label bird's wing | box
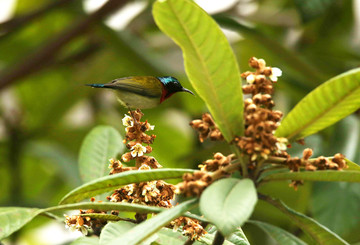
[104,76,162,98]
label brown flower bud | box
[249,57,259,68]
[302,148,313,160]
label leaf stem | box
[265,156,288,164]
[231,145,248,177]
[212,231,225,245]
[254,157,266,180]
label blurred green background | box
[0,0,359,244]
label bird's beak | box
[182,87,195,95]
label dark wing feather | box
[104,76,162,98]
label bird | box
[86,76,194,109]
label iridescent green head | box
[157,76,194,97]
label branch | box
[0,0,73,38]
[0,0,129,90]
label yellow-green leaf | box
[276,68,360,140]
[153,0,244,142]
[59,168,194,204]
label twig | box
[0,0,73,38]
[0,0,129,90]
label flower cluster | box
[286,149,347,172]
[108,110,173,210]
[108,110,206,239]
[120,110,157,167]
[235,57,287,162]
[198,152,233,172]
[177,170,212,197]
[64,209,107,236]
[190,113,224,142]
[108,180,175,208]
[176,152,233,197]
[236,57,348,188]
[170,216,206,240]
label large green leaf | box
[248,220,307,245]
[226,228,250,245]
[153,0,244,142]
[311,182,360,238]
[100,221,157,245]
[0,207,41,240]
[262,170,360,183]
[155,227,209,245]
[70,237,100,245]
[263,197,349,245]
[79,125,124,183]
[45,202,164,214]
[59,168,194,204]
[199,178,257,236]
[275,68,360,141]
[104,199,198,245]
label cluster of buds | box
[235,57,287,162]
[190,113,224,142]
[282,148,347,189]
[198,152,233,172]
[176,153,234,197]
[169,216,207,240]
[286,149,347,172]
[107,180,176,208]
[177,171,212,197]
[64,209,107,236]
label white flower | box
[122,114,134,127]
[130,143,147,157]
[246,74,255,84]
[78,225,88,236]
[269,67,282,82]
[124,184,135,195]
[110,195,118,202]
[276,137,288,152]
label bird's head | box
[157,76,194,103]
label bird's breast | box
[116,90,161,109]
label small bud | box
[302,148,313,160]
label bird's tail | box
[85,83,107,88]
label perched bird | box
[86,76,194,109]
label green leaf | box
[79,126,124,183]
[80,213,122,221]
[275,68,360,141]
[248,220,307,245]
[71,237,100,245]
[326,115,360,160]
[105,199,198,245]
[311,182,360,237]
[345,159,360,171]
[262,170,360,183]
[199,178,257,236]
[100,221,158,245]
[59,168,194,204]
[226,228,251,245]
[153,0,244,142]
[156,227,207,245]
[0,207,41,240]
[45,202,164,214]
[263,196,349,245]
